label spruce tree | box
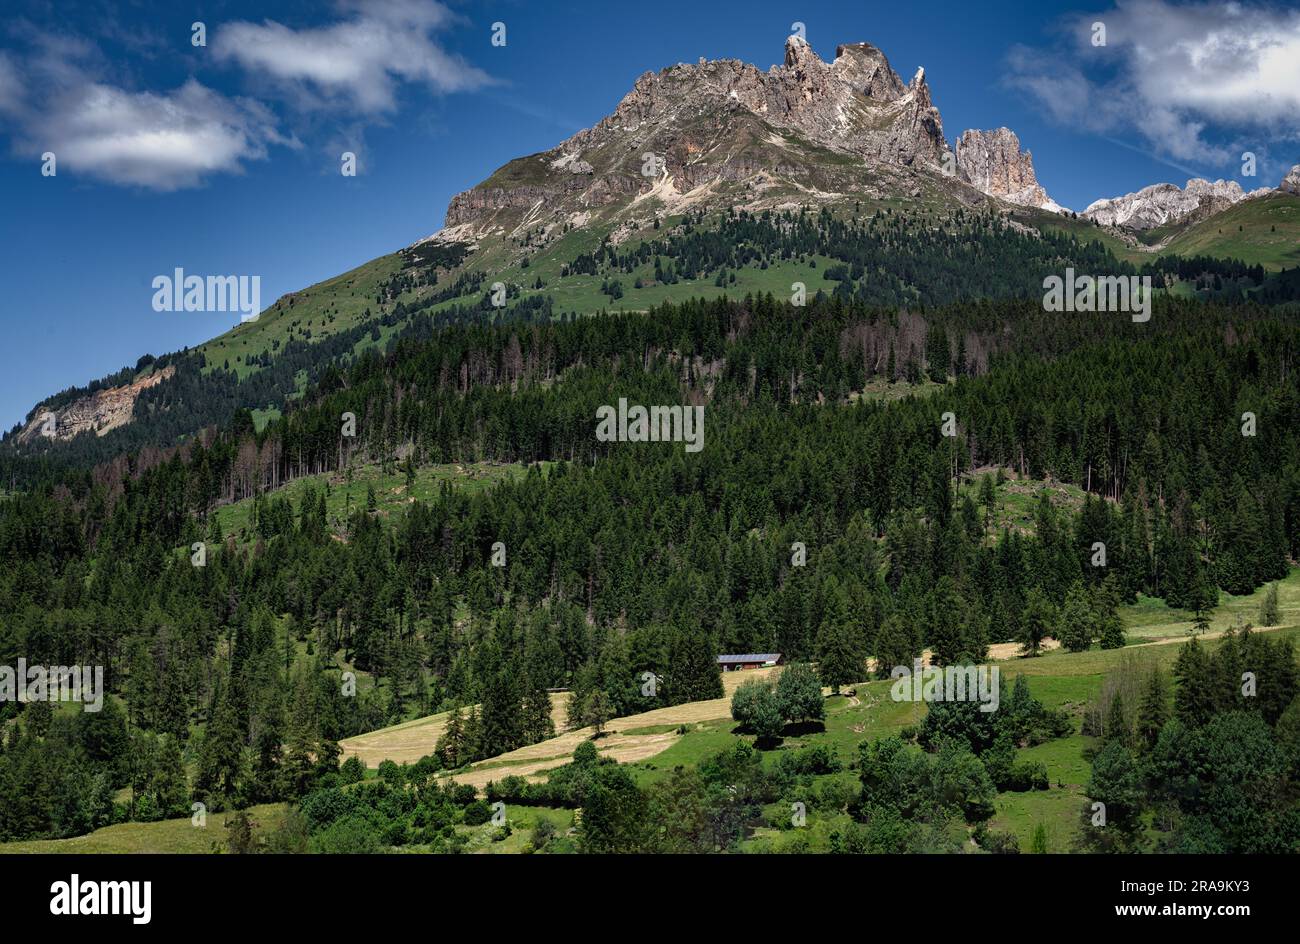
[1137,669,1170,749]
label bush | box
[531,816,558,851]
[777,743,841,777]
[339,756,366,785]
[977,828,1021,854]
[299,787,359,831]
[376,760,403,787]
[462,799,493,826]
[310,815,383,854]
[1002,760,1050,792]
[264,807,311,854]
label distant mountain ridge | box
[1082,178,1274,230]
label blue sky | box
[1,0,1298,429]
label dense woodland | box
[9,207,1294,479]
[2,249,1299,849]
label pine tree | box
[1058,582,1094,652]
[196,687,246,806]
[1191,581,1215,636]
[583,689,612,736]
[665,628,724,704]
[439,707,465,768]
[154,735,190,817]
[520,673,555,745]
[978,473,996,528]
[1172,637,1215,727]
[874,613,917,679]
[1102,690,1132,748]
[461,707,483,762]
[1095,576,1127,649]
[816,583,863,693]
[1018,588,1055,656]
[1259,582,1280,626]
[1137,669,1170,750]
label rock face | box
[442,36,953,230]
[1280,164,1300,194]
[954,128,1061,211]
[568,35,950,171]
[17,366,175,444]
[1083,178,1250,230]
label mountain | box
[1281,164,1300,195]
[1081,177,1268,230]
[439,35,1052,247]
[954,128,1064,212]
[7,38,1297,467]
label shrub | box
[462,799,493,826]
[339,756,366,785]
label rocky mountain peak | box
[1280,164,1300,194]
[783,33,820,71]
[954,128,1061,212]
[831,42,905,100]
[442,38,984,232]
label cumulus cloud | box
[0,1,489,189]
[212,0,491,114]
[35,80,288,190]
[0,34,290,190]
[1006,0,1300,175]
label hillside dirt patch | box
[443,667,783,786]
[341,693,572,767]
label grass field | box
[208,459,540,547]
[340,692,573,769]
[0,804,288,854]
[1017,193,1300,273]
[1154,193,1300,270]
[957,468,1088,537]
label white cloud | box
[0,1,488,189]
[213,0,491,114]
[0,34,289,190]
[0,53,23,113]
[35,80,288,190]
[1007,0,1300,174]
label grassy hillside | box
[1153,193,1300,270]
[957,469,1087,537]
[318,569,1300,854]
[0,804,287,854]
[199,254,405,380]
[1016,193,1300,272]
[5,573,1295,855]
[207,459,539,549]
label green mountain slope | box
[1149,192,1300,270]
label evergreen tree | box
[1259,582,1280,626]
[1137,669,1170,750]
[816,586,864,694]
